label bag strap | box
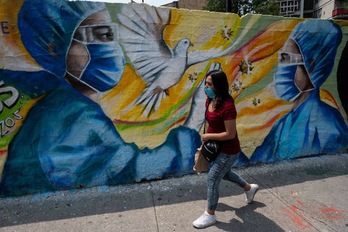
[203,100,207,134]
[204,98,212,134]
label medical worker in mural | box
[249,20,348,163]
[0,0,200,195]
[337,40,348,119]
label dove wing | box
[118,5,173,84]
[187,44,237,67]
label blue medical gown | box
[249,90,348,164]
[0,72,200,195]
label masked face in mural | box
[66,9,125,93]
[274,38,314,102]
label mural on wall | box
[0,0,347,196]
[249,19,348,163]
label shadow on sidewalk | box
[215,202,284,232]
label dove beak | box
[190,41,194,47]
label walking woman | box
[193,69,259,229]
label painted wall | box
[0,0,347,196]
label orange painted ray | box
[226,19,301,87]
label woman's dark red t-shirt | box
[205,98,241,155]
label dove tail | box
[134,86,166,117]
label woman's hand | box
[201,134,209,142]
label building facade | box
[160,0,348,19]
[313,0,348,19]
[276,0,348,19]
[276,0,314,18]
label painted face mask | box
[274,51,313,102]
[274,63,314,102]
[67,24,125,92]
[205,87,216,99]
[80,42,125,92]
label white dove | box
[117,4,237,117]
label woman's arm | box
[201,119,237,142]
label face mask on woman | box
[205,87,216,99]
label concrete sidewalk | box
[1,153,347,232]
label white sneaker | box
[245,184,259,204]
[193,211,216,229]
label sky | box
[83,0,173,7]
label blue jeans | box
[207,152,247,211]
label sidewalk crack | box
[150,182,160,232]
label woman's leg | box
[206,153,235,213]
[193,153,258,228]
[222,153,248,187]
[193,153,234,229]
[223,170,247,188]
[222,153,259,203]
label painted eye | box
[93,26,114,42]
[279,52,290,63]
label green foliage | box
[203,0,227,12]
[203,0,253,15]
[203,0,280,16]
[253,0,280,16]
[343,0,348,8]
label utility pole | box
[300,0,304,18]
[226,0,232,12]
